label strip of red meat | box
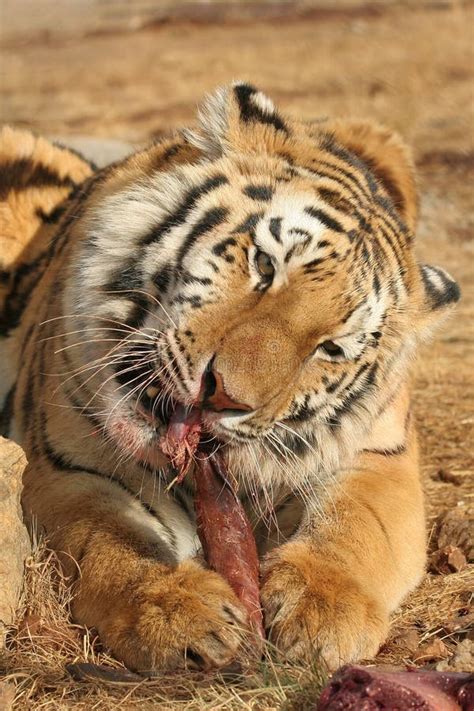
[159,404,264,646]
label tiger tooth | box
[146,385,159,399]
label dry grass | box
[0,536,329,710]
[1,531,471,709]
[1,0,473,708]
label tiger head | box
[65,83,459,484]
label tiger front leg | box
[22,465,246,671]
[260,436,426,668]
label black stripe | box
[285,394,318,423]
[305,206,344,233]
[182,271,212,286]
[377,222,404,268]
[125,295,150,329]
[288,228,312,240]
[213,237,237,257]
[325,373,346,394]
[233,84,289,135]
[269,217,283,243]
[320,136,378,196]
[176,206,229,267]
[152,263,174,293]
[36,204,68,224]
[140,174,229,247]
[233,211,264,236]
[375,194,409,234]
[1,172,102,336]
[173,294,203,309]
[243,184,274,201]
[306,158,370,202]
[328,362,378,428]
[0,158,76,199]
[303,257,324,272]
[105,259,143,296]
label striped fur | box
[0,84,460,671]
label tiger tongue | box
[159,404,202,481]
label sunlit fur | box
[0,84,460,671]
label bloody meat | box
[317,665,474,711]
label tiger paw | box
[260,541,389,669]
[82,560,247,671]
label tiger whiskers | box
[103,288,178,330]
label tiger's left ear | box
[184,82,289,158]
[416,263,460,333]
[323,119,418,232]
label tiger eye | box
[320,340,344,357]
[255,250,275,279]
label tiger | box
[0,82,460,672]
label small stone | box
[429,545,467,574]
[413,637,450,663]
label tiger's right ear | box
[184,82,290,158]
[416,263,460,335]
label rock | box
[0,437,30,649]
[437,639,474,673]
[429,545,468,574]
[435,505,474,562]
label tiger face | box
[63,83,459,484]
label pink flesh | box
[159,404,201,482]
[318,666,473,711]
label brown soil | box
[0,1,473,708]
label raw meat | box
[194,450,264,641]
[159,404,201,482]
[317,665,474,710]
[159,406,264,644]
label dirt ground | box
[0,1,473,708]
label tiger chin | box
[0,83,459,672]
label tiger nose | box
[199,360,253,413]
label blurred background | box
[1,0,472,155]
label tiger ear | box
[323,119,418,231]
[184,82,289,158]
[416,263,460,334]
